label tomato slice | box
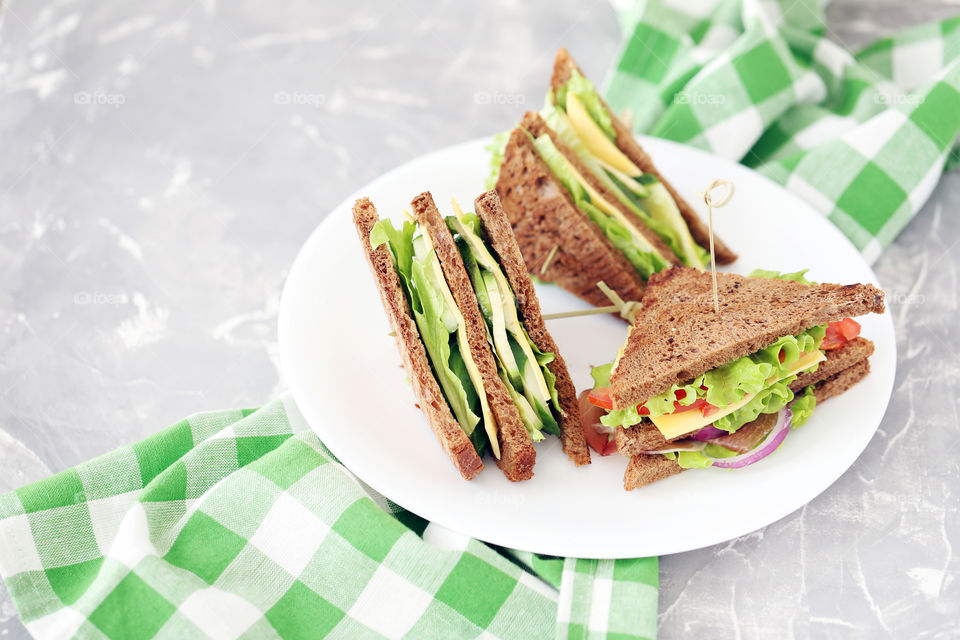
[822,318,861,350]
[587,387,614,410]
[578,391,618,456]
[672,397,717,416]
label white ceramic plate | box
[278,136,895,558]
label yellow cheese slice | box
[650,391,756,440]
[421,231,501,460]
[566,92,641,176]
[779,349,826,379]
[649,350,827,439]
[550,139,667,260]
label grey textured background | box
[1,0,958,637]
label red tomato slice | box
[578,391,618,456]
[822,318,861,350]
[672,397,717,415]
[836,317,861,340]
[587,387,614,410]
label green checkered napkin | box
[0,395,658,639]
[605,0,960,263]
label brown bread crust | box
[811,358,871,403]
[790,338,874,392]
[550,48,737,265]
[412,192,537,482]
[623,454,683,491]
[615,423,672,456]
[495,121,646,309]
[473,190,591,466]
[522,113,677,264]
[609,266,885,409]
[352,198,484,480]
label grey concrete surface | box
[1,0,958,637]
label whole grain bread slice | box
[550,48,737,265]
[811,358,871,403]
[609,266,885,410]
[353,198,484,480]
[615,422,673,456]
[522,112,676,265]
[789,337,874,392]
[412,192,537,482]
[474,190,591,466]
[495,119,646,308]
[623,454,683,491]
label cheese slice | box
[420,231,501,460]
[548,139,667,260]
[648,350,827,439]
[651,391,756,440]
[566,92,640,176]
[780,349,826,379]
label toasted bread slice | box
[623,454,683,491]
[353,198,484,480]
[495,117,647,308]
[474,190,591,467]
[412,192,537,482]
[615,423,673,456]
[523,113,677,264]
[790,337,874,392]
[609,266,885,410]
[811,358,870,403]
[550,48,737,265]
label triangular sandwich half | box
[473,190,590,466]
[355,191,590,482]
[489,50,736,311]
[495,111,659,307]
[580,266,883,489]
[548,48,736,265]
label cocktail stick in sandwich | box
[489,48,736,308]
[578,267,884,490]
[353,190,590,482]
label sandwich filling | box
[487,69,710,271]
[584,270,863,468]
[370,211,563,459]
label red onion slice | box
[709,408,793,469]
[692,425,726,441]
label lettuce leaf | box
[590,363,613,389]
[788,385,817,428]
[672,450,714,469]
[713,380,795,433]
[749,268,817,285]
[543,95,708,270]
[372,220,488,456]
[556,69,616,140]
[701,358,774,409]
[448,213,562,440]
[702,444,738,458]
[530,132,668,279]
[371,219,417,297]
[485,131,510,190]
[597,324,827,429]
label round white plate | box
[278,136,896,558]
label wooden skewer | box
[698,179,735,314]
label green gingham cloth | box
[605,0,960,263]
[0,395,658,639]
